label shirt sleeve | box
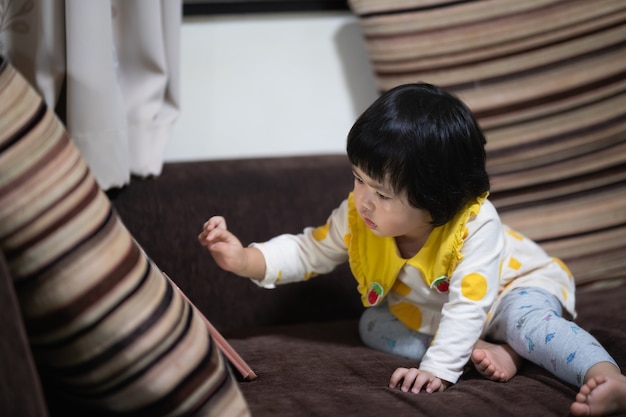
[251,199,350,288]
[418,201,504,383]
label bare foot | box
[570,375,626,416]
[471,340,522,382]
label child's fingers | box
[389,367,409,389]
[198,228,210,244]
[207,240,228,254]
[206,228,236,247]
[199,216,227,245]
[425,377,443,393]
[389,368,438,393]
[204,216,227,232]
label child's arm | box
[417,202,503,384]
[198,216,266,280]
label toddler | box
[199,83,626,416]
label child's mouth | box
[363,217,377,229]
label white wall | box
[164,11,379,162]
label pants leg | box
[485,287,618,386]
[359,301,433,361]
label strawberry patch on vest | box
[431,276,450,293]
[366,282,384,306]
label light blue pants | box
[359,287,618,386]
[359,299,433,362]
[485,287,618,386]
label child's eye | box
[353,176,364,184]
[376,192,391,201]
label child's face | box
[352,166,433,243]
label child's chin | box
[370,228,389,237]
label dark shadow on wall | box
[334,20,380,119]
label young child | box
[198,83,626,416]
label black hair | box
[346,82,490,226]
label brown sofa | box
[116,155,626,417]
[2,154,626,416]
[121,155,626,417]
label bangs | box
[347,123,409,196]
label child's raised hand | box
[198,216,266,280]
[198,216,228,246]
[198,216,246,273]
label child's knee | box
[358,305,388,344]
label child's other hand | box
[389,367,448,394]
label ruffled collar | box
[346,192,488,306]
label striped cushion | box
[348,0,626,286]
[0,58,250,416]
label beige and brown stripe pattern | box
[349,0,626,286]
[0,58,250,416]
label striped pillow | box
[0,58,250,416]
[348,0,626,286]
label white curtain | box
[0,0,181,190]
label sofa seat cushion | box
[226,283,626,417]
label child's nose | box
[360,191,375,212]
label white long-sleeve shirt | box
[252,193,575,383]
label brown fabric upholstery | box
[111,155,361,332]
